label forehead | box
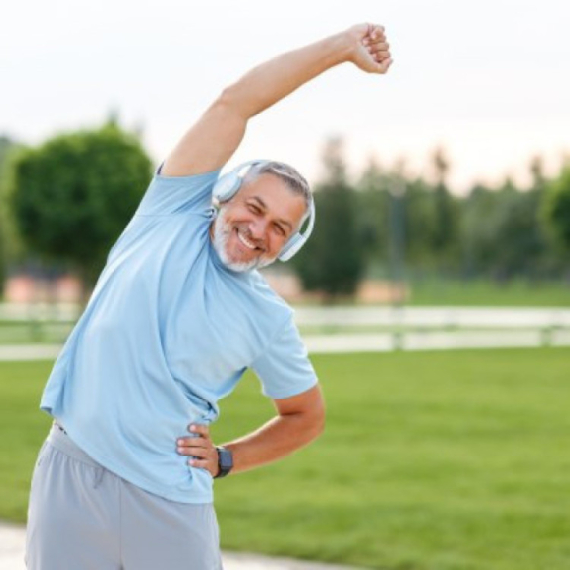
[238,173,307,225]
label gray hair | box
[242,161,312,221]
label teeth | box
[237,230,256,250]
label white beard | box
[212,207,276,273]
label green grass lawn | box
[2,349,570,569]
[407,279,570,307]
[0,320,73,344]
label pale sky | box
[3,0,570,192]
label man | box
[26,23,392,569]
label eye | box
[247,204,261,214]
[274,223,286,236]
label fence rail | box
[1,304,570,357]
[293,306,570,329]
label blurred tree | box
[490,178,545,280]
[292,138,365,300]
[525,156,562,278]
[403,176,437,270]
[0,136,23,295]
[0,137,13,175]
[461,175,550,281]
[529,155,546,193]
[543,165,570,252]
[354,159,390,269]
[10,121,152,296]
[459,182,496,279]
[429,147,459,268]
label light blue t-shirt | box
[40,167,318,503]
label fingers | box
[174,424,218,476]
[360,24,392,70]
[176,436,210,457]
[188,458,213,471]
[365,24,385,43]
[368,44,390,63]
[367,42,389,54]
[188,423,209,437]
[176,423,212,457]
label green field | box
[282,279,570,308]
[0,320,73,344]
[407,279,570,307]
[2,349,570,570]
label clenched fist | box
[346,23,392,74]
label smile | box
[236,229,258,250]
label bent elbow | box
[216,84,256,120]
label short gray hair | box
[242,161,312,220]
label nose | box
[249,217,268,241]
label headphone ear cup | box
[278,233,304,261]
[279,200,315,261]
[213,160,269,204]
[213,172,241,203]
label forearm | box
[163,24,390,175]
[177,385,326,475]
[221,32,353,120]
[224,410,325,474]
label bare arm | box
[162,24,392,176]
[177,384,326,476]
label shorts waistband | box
[47,422,102,470]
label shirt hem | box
[263,377,319,400]
[55,420,214,505]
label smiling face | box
[211,173,307,272]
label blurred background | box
[1,1,570,569]
[2,0,570,316]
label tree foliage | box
[354,160,391,265]
[543,166,570,252]
[293,138,365,299]
[352,152,569,282]
[10,122,152,288]
[4,124,570,298]
[0,136,23,294]
[430,148,458,261]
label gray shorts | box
[26,423,223,570]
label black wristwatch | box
[214,446,233,479]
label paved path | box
[0,522,355,570]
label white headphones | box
[212,160,315,262]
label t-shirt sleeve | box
[135,163,221,216]
[251,317,318,400]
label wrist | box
[327,31,356,66]
[214,446,233,479]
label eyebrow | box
[249,196,294,232]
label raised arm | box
[161,23,392,176]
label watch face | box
[218,448,233,471]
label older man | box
[26,23,392,570]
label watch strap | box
[214,446,233,479]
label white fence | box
[293,306,570,329]
[1,304,570,356]
[294,306,570,353]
